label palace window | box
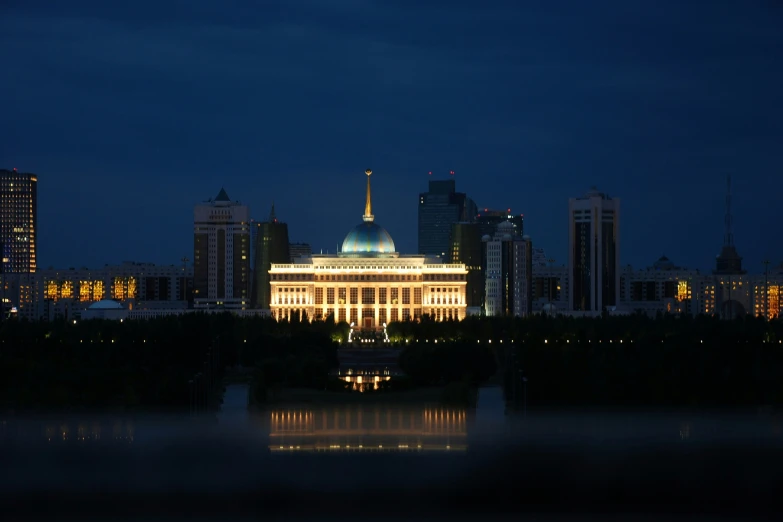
[390,309,399,322]
[362,307,373,318]
[413,308,422,320]
[362,287,375,304]
[315,288,323,305]
[391,288,399,305]
[338,288,347,304]
[379,288,387,304]
[402,309,411,321]
[338,309,347,323]
[350,308,358,324]
[402,288,410,305]
[350,288,358,305]
[379,308,387,324]
[327,288,335,305]
[413,288,421,305]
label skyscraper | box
[568,187,620,312]
[483,222,533,317]
[251,203,290,309]
[418,178,477,257]
[193,188,250,308]
[0,168,37,273]
[449,222,485,310]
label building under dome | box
[341,222,396,255]
[81,299,129,321]
[269,170,468,330]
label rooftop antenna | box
[724,174,734,247]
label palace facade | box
[269,170,467,329]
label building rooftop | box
[88,299,124,310]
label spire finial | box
[363,169,374,222]
[724,174,733,247]
[269,201,276,222]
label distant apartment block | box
[531,261,569,314]
[0,168,37,274]
[193,188,250,309]
[1,262,193,321]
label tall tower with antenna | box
[713,175,745,275]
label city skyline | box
[2,1,781,271]
[5,168,783,274]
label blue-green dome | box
[342,222,396,254]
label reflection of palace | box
[269,170,468,330]
[269,406,468,452]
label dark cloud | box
[0,0,781,269]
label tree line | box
[1,312,781,413]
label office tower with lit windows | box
[568,187,620,312]
[0,168,37,274]
[418,178,477,258]
[251,203,290,309]
[193,188,251,308]
[482,222,533,317]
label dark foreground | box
[1,413,781,521]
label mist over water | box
[1,385,781,520]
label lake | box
[0,384,781,520]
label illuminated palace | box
[269,170,468,329]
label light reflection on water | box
[268,406,469,452]
[2,411,781,450]
[0,386,781,448]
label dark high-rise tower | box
[714,175,745,275]
[418,177,476,257]
[568,187,620,312]
[0,168,37,273]
[251,203,290,309]
[449,222,484,309]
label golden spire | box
[363,169,374,222]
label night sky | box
[1,0,781,272]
